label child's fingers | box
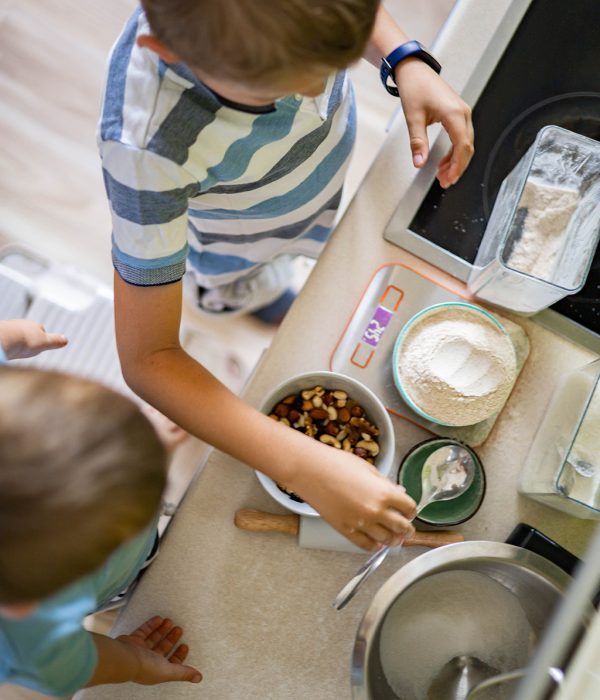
[344,528,379,552]
[146,618,174,648]
[361,517,415,547]
[380,508,416,539]
[42,332,68,349]
[154,625,183,656]
[130,615,165,641]
[439,111,474,186]
[386,487,417,519]
[405,112,430,169]
[153,655,202,684]
[175,664,202,684]
[169,643,189,664]
[361,522,398,545]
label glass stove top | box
[409,0,600,337]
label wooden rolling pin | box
[234,509,464,553]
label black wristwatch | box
[380,40,442,97]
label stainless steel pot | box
[351,541,592,700]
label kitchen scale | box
[330,263,530,447]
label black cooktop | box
[409,0,600,334]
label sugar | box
[379,570,535,700]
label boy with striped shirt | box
[100,0,474,551]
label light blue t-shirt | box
[0,349,158,696]
[0,523,156,696]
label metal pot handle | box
[467,666,564,699]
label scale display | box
[352,285,403,368]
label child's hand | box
[117,616,202,685]
[0,319,68,360]
[286,441,417,551]
[393,58,474,189]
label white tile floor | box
[0,2,455,697]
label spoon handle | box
[332,545,391,610]
[332,497,440,610]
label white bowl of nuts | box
[256,370,396,516]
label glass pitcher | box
[519,358,600,518]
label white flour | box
[399,307,516,425]
[379,570,535,700]
[507,179,579,282]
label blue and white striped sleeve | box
[100,139,199,286]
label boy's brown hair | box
[141,0,380,85]
[0,367,166,604]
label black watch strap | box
[380,40,442,97]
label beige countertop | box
[78,141,597,700]
[78,3,598,697]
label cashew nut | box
[320,434,341,448]
[356,439,379,456]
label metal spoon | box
[332,444,475,610]
[428,655,499,700]
[429,654,564,700]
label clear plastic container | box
[519,359,600,518]
[467,125,600,315]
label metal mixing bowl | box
[351,541,592,699]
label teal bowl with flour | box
[392,301,514,427]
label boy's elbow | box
[118,352,156,400]
[117,343,179,400]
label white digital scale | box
[329,262,529,447]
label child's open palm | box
[117,616,202,685]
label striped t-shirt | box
[98,9,357,292]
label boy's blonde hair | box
[0,368,166,604]
[141,0,380,85]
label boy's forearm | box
[124,341,317,488]
[114,273,310,488]
[84,633,140,687]
[363,4,410,67]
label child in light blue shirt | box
[0,319,202,696]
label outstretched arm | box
[365,4,474,188]
[0,319,67,360]
[114,274,415,551]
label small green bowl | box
[398,438,486,526]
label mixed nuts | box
[268,385,381,502]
